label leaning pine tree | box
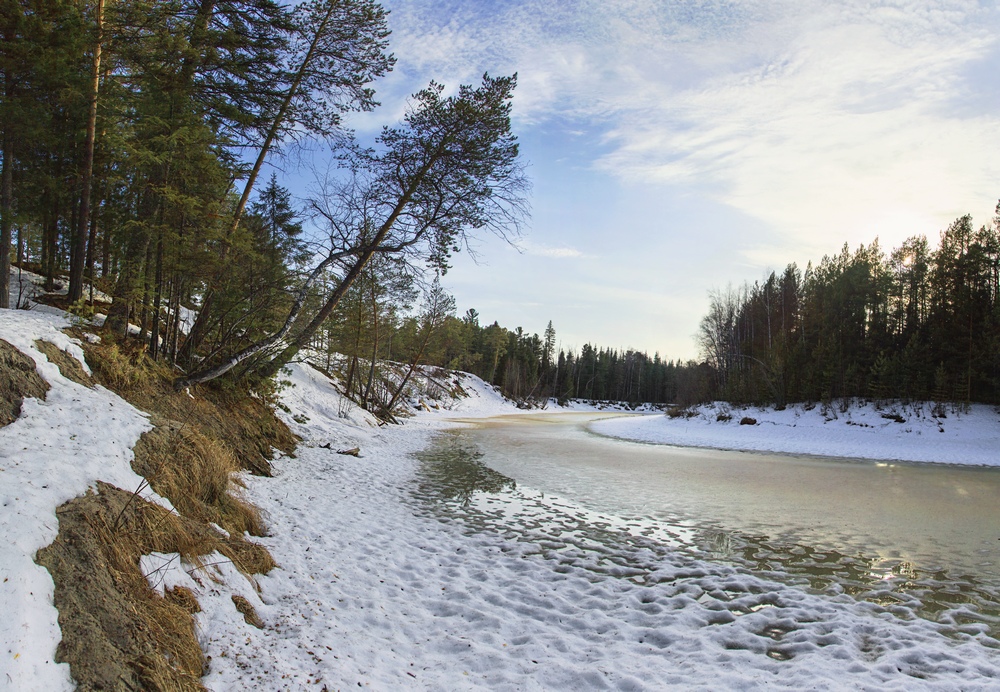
[174,73,529,389]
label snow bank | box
[591,401,1000,466]
[0,310,159,690]
[6,267,112,311]
[188,364,1000,689]
[4,305,999,689]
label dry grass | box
[36,484,209,691]
[131,421,277,578]
[133,422,266,537]
[81,334,297,476]
[85,337,156,393]
[0,338,49,426]
[33,339,93,387]
[231,595,264,629]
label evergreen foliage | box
[697,206,1000,406]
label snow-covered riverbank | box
[591,401,1000,466]
[2,305,999,689]
[187,365,1000,689]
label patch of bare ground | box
[33,339,94,387]
[35,483,210,691]
[0,338,49,426]
[29,332,296,689]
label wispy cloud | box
[519,240,585,259]
[377,0,1000,252]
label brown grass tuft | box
[87,338,159,393]
[33,339,94,387]
[83,335,296,476]
[133,421,268,539]
[166,586,202,614]
[0,338,49,426]
[231,595,264,629]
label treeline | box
[1,0,527,392]
[310,286,707,407]
[698,207,1000,406]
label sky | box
[310,0,1000,361]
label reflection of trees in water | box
[414,434,516,505]
[414,432,1000,637]
[702,528,1000,633]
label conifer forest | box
[2,0,998,413]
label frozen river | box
[416,412,1000,635]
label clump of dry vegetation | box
[80,333,296,475]
[36,483,211,690]
[28,331,298,690]
[0,338,49,426]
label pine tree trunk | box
[0,127,12,309]
[69,0,104,302]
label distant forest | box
[696,210,1000,407]
[360,205,1000,411]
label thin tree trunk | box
[384,320,434,415]
[0,127,12,309]
[139,242,153,340]
[363,279,379,406]
[69,0,104,302]
[149,228,164,358]
[86,207,98,304]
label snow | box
[1,305,999,689]
[193,365,1000,689]
[0,310,160,690]
[590,401,1000,466]
[6,266,112,311]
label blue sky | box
[314,0,1000,360]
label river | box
[413,412,1000,636]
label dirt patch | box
[0,338,49,426]
[82,336,296,476]
[33,339,94,387]
[35,483,210,691]
[132,421,276,576]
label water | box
[411,413,1000,637]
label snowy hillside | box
[2,308,999,689]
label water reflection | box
[412,430,1000,637]
[413,435,516,504]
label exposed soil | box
[0,338,49,427]
[33,340,94,387]
[35,483,208,691]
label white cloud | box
[520,240,585,259]
[377,0,1000,253]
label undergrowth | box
[33,330,297,689]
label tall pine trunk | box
[69,0,104,302]
[0,127,12,309]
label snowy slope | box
[590,401,1000,466]
[3,308,1000,690]
[0,311,160,690]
